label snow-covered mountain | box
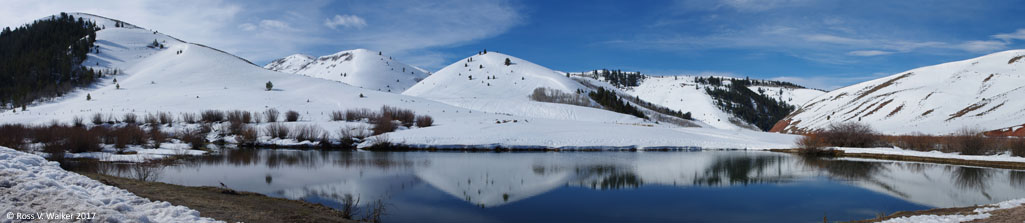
[773,49,1025,135]
[576,73,824,130]
[0,13,796,150]
[265,49,430,92]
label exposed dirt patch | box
[947,102,988,121]
[886,104,904,118]
[862,99,894,118]
[853,73,913,102]
[77,173,355,223]
[984,73,996,82]
[1010,55,1024,64]
[975,102,1005,117]
[985,124,1025,137]
[922,109,935,117]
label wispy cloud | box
[848,50,893,57]
[993,29,1025,42]
[324,14,366,29]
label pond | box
[71,149,1025,222]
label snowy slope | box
[587,75,824,130]
[265,49,429,92]
[0,13,798,151]
[0,147,220,222]
[403,52,650,123]
[775,50,1025,135]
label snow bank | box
[836,147,1025,163]
[881,198,1025,223]
[0,147,221,222]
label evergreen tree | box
[0,13,98,108]
[116,83,120,89]
[86,93,91,101]
[265,81,273,91]
[504,58,511,66]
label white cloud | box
[258,19,293,31]
[951,40,1007,53]
[847,50,893,56]
[324,14,366,29]
[993,29,1025,42]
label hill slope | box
[575,72,824,130]
[773,49,1025,135]
[0,13,797,151]
[265,49,429,92]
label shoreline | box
[851,198,1025,222]
[769,148,1025,170]
[76,172,357,223]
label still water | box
[79,149,1025,222]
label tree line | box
[0,13,99,109]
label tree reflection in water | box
[693,155,787,186]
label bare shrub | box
[92,113,104,125]
[339,126,372,148]
[285,110,301,122]
[145,114,159,126]
[1009,138,1025,158]
[415,115,433,128]
[236,126,259,146]
[181,113,198,124]
[889,133,937,151]
[158,112,174,125]
[340,194,360,219]
[201,110,225,123]
[178,128,206,150]
[264,108,280,122]
[265,123,291,139]
[71,116,84,127]
[0,124,28,150]
[945,128,990,155]
[292,124,323,142]
[818,122,881,148]
[797,133,828,150]
[372,113,398,135]
[66,127,102,153]
[113,125,147,152]
[149,127,165,149]
[344,108,378,122]
[382,106,415,127]
[122,113,138,124]
[330,111,346,121]
[530,87,592,107]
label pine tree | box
[87,93,91,101]
[359,93,365,98]
[21,104,26,111]
[116,83,120,89]
[265,81,273,91]
[504,58,511,66]
[479,64,483,69]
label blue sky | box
[3,0,1025,89]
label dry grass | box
[122,113,138,124]
[372,114,398,135]
[291,124,323,142]
[415,115,433,128]
[181,113,198,124]
[285,110,300,122]
[264,123,290,139]
[264,109,279,122]
[201,110,225,123]
[344,108,378,122]
[382,106,415,127]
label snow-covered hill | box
[576,73,824,130]
[0,13,797,150]
[774,49,1025,135]
[403,52,652,123]
[264,49,429,92]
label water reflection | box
[69,150,1025,222]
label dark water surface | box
[72,149,1025,222]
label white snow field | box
[0,13,798,152]
[778,49,1025,135]
[265,49,430,93]
[0,147,221,223]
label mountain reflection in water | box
[71,149,1025,222]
